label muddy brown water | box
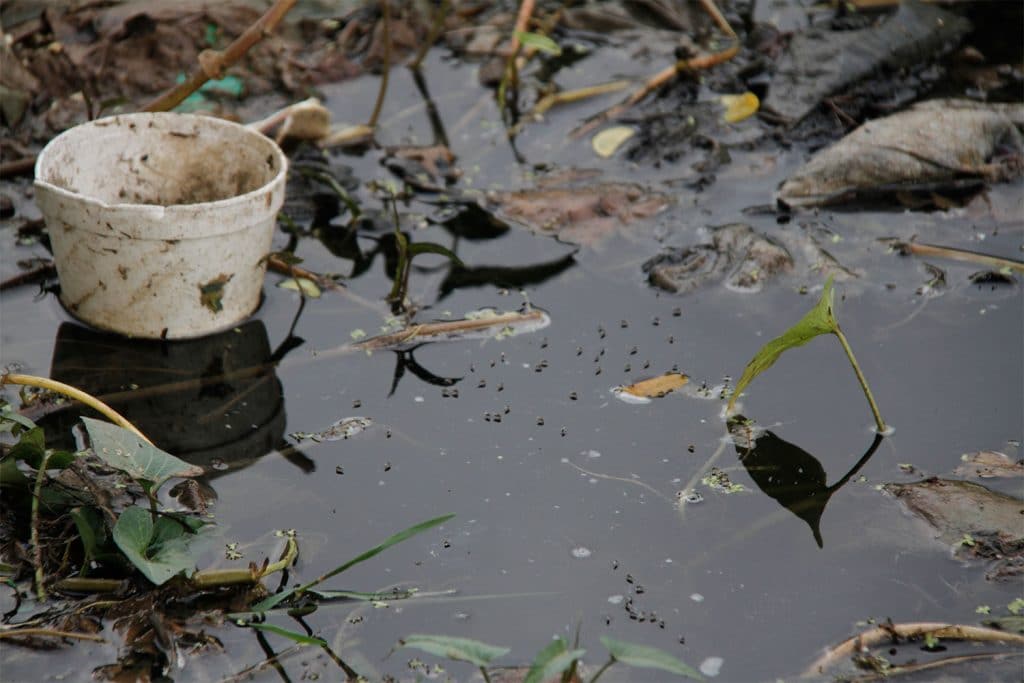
[2,30,1023,683]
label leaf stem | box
[480,665,492,683]
[832,326,887,434]
[2,373,151,444]
[367,0,392,129]
[31,449,51,601]
[588,656,616,683]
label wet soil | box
[1,3,1022,682]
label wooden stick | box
[893,241,1024,274]
[141,0,297,113]
[0,628,106,643]
[353,309,548,351]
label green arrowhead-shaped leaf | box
[112,506,197,585]
[727,276,838,414]
[525,638,585,683]
[601,636,702,679]
[82,417,203,491]
[399,634,510,667]
[514,30,562,56]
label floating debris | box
[290,416,374,443]
[955,451,1024,479]
[592,126,636,158]
[352,309,551,352]
[612,372,689,404]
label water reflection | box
[728,416,883,547]
[39,321,295,479]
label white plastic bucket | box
[34,112,288,339]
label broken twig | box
[142,0,297,113]
[889,240,1024,274]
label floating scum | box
[778,100,1024,208]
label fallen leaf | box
[955,451,1024,479]
[277,276,322,298]
[199,273,233,313]
[778,100,1024,207]
[720,92,759,123]
[290,416,374,443]
[612,372,688,404]
[592,126,635,158]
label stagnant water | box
[2,22,1022,683]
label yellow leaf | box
[277,277,322,298]
[592,126,635,158]
[720,92,759,124]
[613,372,688,404]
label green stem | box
[31,449,52,602]
[408,0,449,69]
[588,656,616,683]
[480,665,492,683]
[833,326,887,434]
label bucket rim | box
[33,112,288,215]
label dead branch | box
[141,0,298,113]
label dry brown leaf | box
[613,372,688,404]
[955,451,1024,479]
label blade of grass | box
[250,514,454,612]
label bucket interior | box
[38,115,282,207]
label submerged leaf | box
[82,417,203,489]
[244,623,326,646]
[613,372,688,404]
[601,636,702,679]
[400,634,510,667]
[727,277,836,413]
[955,451,1024,479]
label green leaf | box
[82,417,203,491]
[70,507,108,569]
[399,634,510,667]
[514,30,562,56]
[6,427,45,463]
[250,513,454,612]
[727,276,837,413]
[600,636,702,680]
[525,638,585,683]
[243,622,327,646]
[112,507,197,585]
[407,241,465,268]
[0,406,36,432]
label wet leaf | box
[354,309,550,352]
[199,273,233,313]
[779,100,1024,208]
[399,634,510,667]
[514,31,561,56]
[955,451,1024,479]
[112,506,197,585]
[82,417,204,491]
[600,636,702,679]
[244,622,326,646]
[592,126,635,158]
[406,241,465,267]
[983,615,1024,633]
[720,92,759,123]
[277,277,322,298]
[489,183,670,247]
[289,416,373,443]
[525,638,586,683]
[727,277,836,413]
[613,372,688,404]
[883,479,1023,547]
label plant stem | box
[588,656,616,683]
[408,0,449,69]
[367,0,392,129]
[31,449,51,602]
[833,326,887,434]
[480,666,492,683]
[2,373,151,443]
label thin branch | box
[890,240,1024,274]
[141,0,297,113]
[408,0,450,69]
[0,628,106,643]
